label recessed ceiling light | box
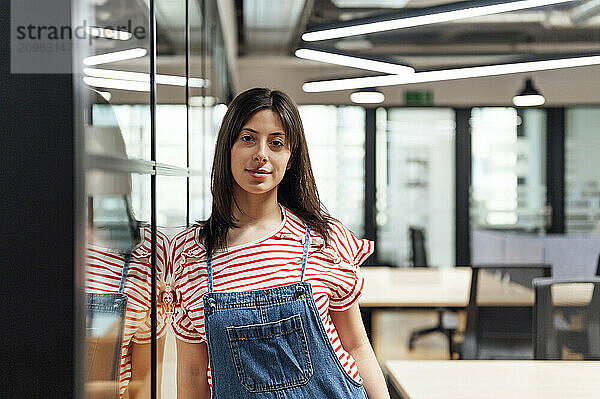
[350,89,385,104]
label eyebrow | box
[241,127,285,136]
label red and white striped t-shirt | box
[85,227,170,397]
[170,205,374,388]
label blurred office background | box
[3,0,600,397]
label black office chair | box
[407,227,458,357]
[533,277,600,360]
[409,227,428,267]
[460,264,551,360]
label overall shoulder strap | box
[300,226,310,282]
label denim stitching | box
[304,284,364,388]
[227,330,250,392]
[298,315,314,380]
[215,294,306,310]
[225,314,313,392]
[211,284,310,311]
[213,295,301,310]
[228,326,301,341]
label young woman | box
[171,88,390,398]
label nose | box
[253,142,268,163]
[253,153,267,162]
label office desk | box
[359,267,472,308]
[385,360,600,399]
[358,267,525,342]
[359,266,593,308]
[358,267,593,341]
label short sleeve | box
[324,220,374,311]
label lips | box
[246,169,271,178]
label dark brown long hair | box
[198,88,331,255]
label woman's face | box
[230,109,292,197]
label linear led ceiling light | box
[83,76,150,92]
[84,26,133,40]
[295,48,414,75]
[83,68,209,88]
[302,54,600,92]
[98,91,112,101]
[83,48,147,66]
[302,0,576,41]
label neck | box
[232,186,282,227]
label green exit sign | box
[404,90,433,106]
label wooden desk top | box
[385,360,600,399]
[359,267,593,308]
[359,267,471,308]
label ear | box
[286,157,292,170]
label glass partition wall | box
[76,0,231,397]
[469,107,548,264]
[471,107,547,232]
[299,105,366,236]
[376,108,456,267]
[566,107,600,235]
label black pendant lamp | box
[512,78,545,107]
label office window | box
[471,107,547,232]
[189,103,226,222]
[92,104,151,161]
[299,105,366,236]
[566,107,600,235]
[156,105,188,168]
[376,108,455,267]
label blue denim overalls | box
[86,253,130,387]
[204,227,368,398]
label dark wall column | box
[455,108,471,266]
[0,1,81,397]
[546,108,565,234]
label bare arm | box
[176,339,210,399]
[330,303,390,399]
[128,336,166,399]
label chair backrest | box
[409,226,428,267]
[462,264,552,359]
[543,236,600,278]
[533,277,600,360]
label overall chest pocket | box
[226,314,313,392]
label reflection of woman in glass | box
[172,88,389,398]
[85,91,168,398]
[86,219,170,398]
